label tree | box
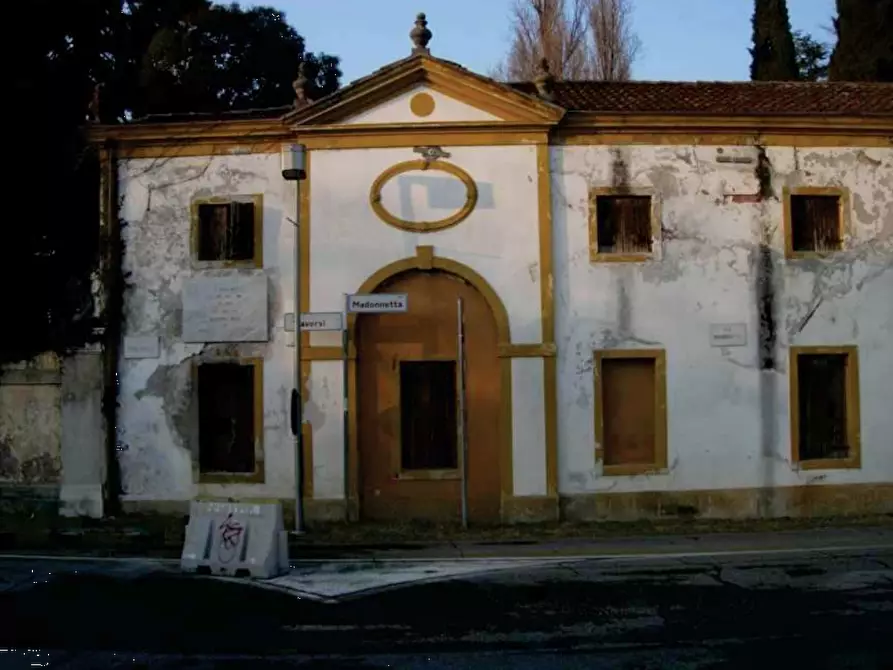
[793,30,830,81]
[499,0,591,81]
[3,1,341,365]
[588,0,640,81]
[828,0,893,81]
[750,0,799,81]
[496,0,639,81]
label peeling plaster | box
[116,154,297,499]
[553,144,893,496]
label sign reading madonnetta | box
[346,293,409,314]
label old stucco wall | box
[553,144,893,496]
[117,153,297,502]
[0,353,62,489]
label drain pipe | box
[283,144,307,533]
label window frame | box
[393,354,461,481]
[594,348,669,476]
[789,345,861,471]
[190,194,264,269]
[783,186,850,260]
[588,187,662,263]
[193,357,265,484]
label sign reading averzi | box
[346,293,409,314]
[300,312,344,332]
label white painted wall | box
[308,144,548,500]
[553,145,893,495]
[343,85,500,124]
[117,153,299,501]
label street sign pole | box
[457,297,469,530]
[342,293,350,520]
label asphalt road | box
[2,545,892,669]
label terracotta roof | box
[510,81,893,116]
[120,79,892,126]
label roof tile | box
[510,80,893,115]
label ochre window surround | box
[193,357,265,484]
[783,186,850,260]
[789,345,861,471]
[594,348,669,476]
[190,194,264,268]
[588,187,662,263]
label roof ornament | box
[534,58,555,102]
[293,61,312,108]
[410,12,432,55]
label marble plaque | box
[182,274,269,343]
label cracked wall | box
[116,153,296,500]
[553,144,893,496]
[0,353,62,487]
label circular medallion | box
[369,160,478,233]
[409,92,436,118]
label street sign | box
[346,293,409,314]
[300,312,344,332]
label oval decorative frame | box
[369,160,479,233]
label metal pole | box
[457,297,468,530]
[293,178,305,534]
[342,293,350,521]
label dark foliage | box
[3,1,341,365]
[828,0,893,81]
[750,0,799,81]
[793,30,830,81]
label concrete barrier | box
[180,501,289,579]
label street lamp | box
[283,143,307,534]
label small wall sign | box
[709,323,748,348]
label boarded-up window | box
[596,195,652,254]
[600,357,658,466]
[790,195,841,253]
[399,360,457,470]
[196,201,256,262]
[198,363,256,474]
[797,353,850,461]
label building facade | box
[87,26,893,524]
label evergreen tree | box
[750,0,799,81]
[828,0,893,81]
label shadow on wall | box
[395,174,495,221]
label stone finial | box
[534,58,555,102]
[410,12,432,55]
[293,61,312,108]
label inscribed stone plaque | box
[709,323,748,348]
[123,335,160,359]
[182,274,268,343]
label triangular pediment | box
[286,55,565,126]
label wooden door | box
[356,271,501,522]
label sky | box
[241,0,837,84]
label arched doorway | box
[356,269,502,523]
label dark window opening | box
[198,363,256,474]
[596,195,653,254]
[399,360,457,470]
[790,195,841,253]
[197,201,256,261]
[797,353,849,461]
[601,357,657,466]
